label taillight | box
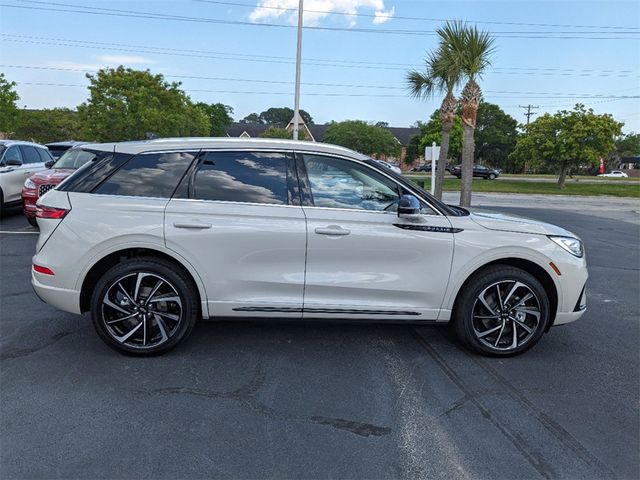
[36,205,68,219]
[33,264,55,275]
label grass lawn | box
[408,178,640,198]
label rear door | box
[298,153,455,320]
[0,146,29,202]
[19,145,46,176]
[164,150,307,318]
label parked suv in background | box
[32,138,587,357]
[22,147,97,226]
[0,140,53,214]
[452,164,500,180]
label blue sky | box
[1,0,638,132]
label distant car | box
[22,148,98,226]
[0,140,53,214]
[45,141,87,161]
[412,162,452,173]
[452,164,500,180]
[373,159,402,175]
[598,171,628,178]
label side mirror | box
[6,158,22,166]
[398,194,421,218]
[45,160,55,168]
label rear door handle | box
[173,222,212,229]
[315,226,351,236]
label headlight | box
[549,236,583,258]
[24,178,36,189]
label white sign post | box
[430,141,437,195]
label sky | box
[0,0,639,132]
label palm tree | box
[438,21,496,207]
[406,46,461,200]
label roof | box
[79,137,371,160]
[224,123,421,146]
[45,141,87,148]
[0,140,47,148]
[620,156,640,164]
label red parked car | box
[22,147,94,226]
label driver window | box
[303,154,399,212]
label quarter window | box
[93,151,196,198]
[191,151,289,205]
[302,154,400,212]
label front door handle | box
[173,222,212,230]
[315,226,351,236]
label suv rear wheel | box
[451,266,550,356]
[90,258,198,356]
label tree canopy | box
[0,73,19,135]
[241,107,312,125]
[510,104,623,187]
[14,108,83,144]
[78,67,210,142]
[323,120,400,157]
[195,102,233,136]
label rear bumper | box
[22,188,37,218]
[554,308,586,325]
[31,269,81,314]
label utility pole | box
[519,104,538,174]
[292,0,303,141]
[519,104,538,125]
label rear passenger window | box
[192,151,288,205]
[20,146,42,164]
[37,148,53,162]
[93,151,196,198]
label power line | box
[2,1,639,39]
[2,35,639,77]
[193,0,640,31]
[519,104,539,124]
[13,82,640,100]
[5,65,639,98]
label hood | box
[31,168,75,183]
[469,210,575,237]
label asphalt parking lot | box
[1,199,638,479]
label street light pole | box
[292,0,304,141]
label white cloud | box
[249,0,395,27]
[96,55,156,65]
[372,6,394,24]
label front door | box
[299,153,455,320]
[164,150,307,318]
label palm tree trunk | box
[459,80,481,207]
[435,92,457,200]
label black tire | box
[27,217,38,228]
[488,173,496,180]
[451,265,551,356]
[90,257,198,356]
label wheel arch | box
[450,257,558,330]
[79,246,209,317]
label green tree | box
[240,112,261,124]
[438,21,496,206]
[258,126,306,140]
[324,120,400,157]
[510,104,623,188]
[406,41,462,199]
[13,108,83,144]
[0,73,19,135]
[615,132,640,157]
[474,102,518,170]
[195,102,233,136]
[241,107,313,125]
[78,67,210,142]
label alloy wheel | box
[101,272,183,350]
[471,280,541,352]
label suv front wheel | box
[90,258,198,356]
[452,266,551,356]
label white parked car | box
[598,170,628,178]
[0,140,53,213]
[373,159,402,175]
[32,139,588,356]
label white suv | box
[32,138,588,356]
[0,140,53,212]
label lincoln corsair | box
[31,138,587,356]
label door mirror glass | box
[398,194,421,217]
[45,160,55,169]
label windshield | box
[53,149,98,169]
